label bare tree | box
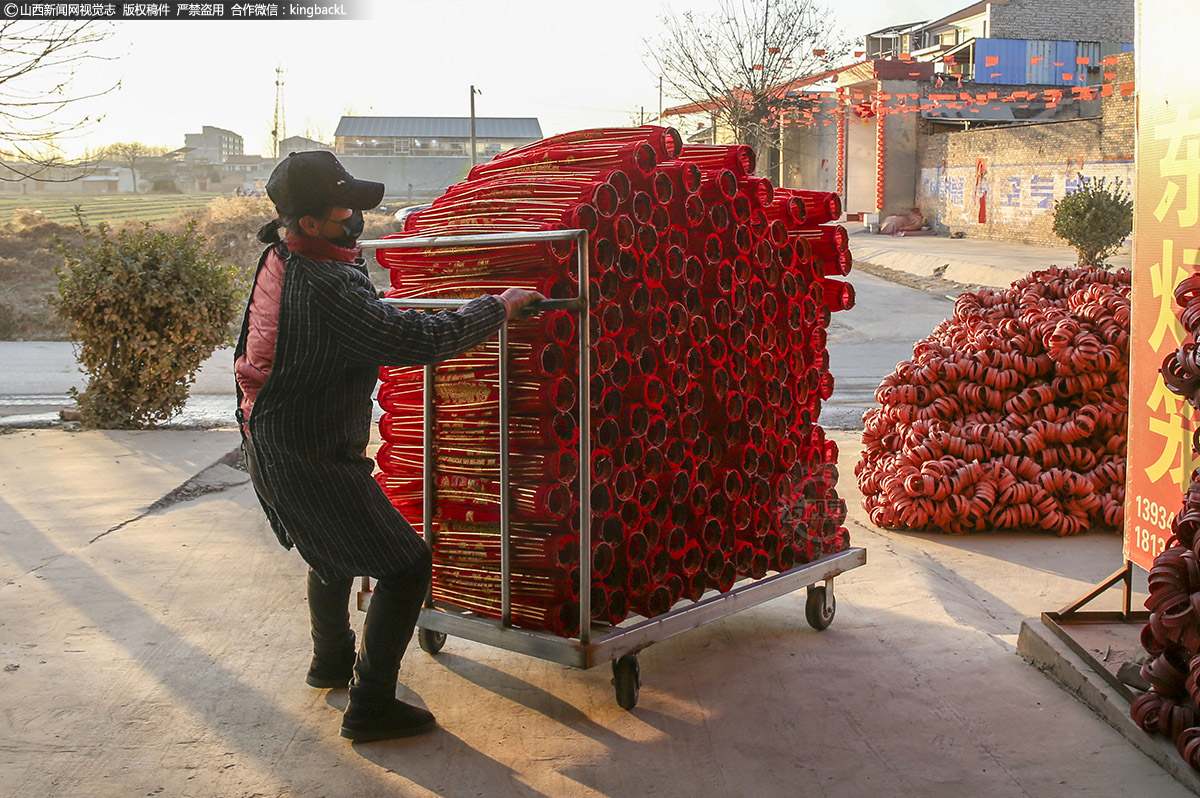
[0,20,118,181]
[101,141,167,193]
[300,118,329,145]
[647,0,848,160]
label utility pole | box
[272,65,285,159]
[470,85,480,166]
[658,76,663,124]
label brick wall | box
[914,52,1133,246]
[989,0,1134,42]
[1100,52,1135,159]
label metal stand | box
[1040,560,1148,702]
[417,549,864,670]
[357,229,867,709]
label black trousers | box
[306,546,432,701]
[246,423,432,702]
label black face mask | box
[325,209,364,248]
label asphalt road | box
[823,269,957,428]
[0,342,237,426]
[0,271,956,429]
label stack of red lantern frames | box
[372,125,854,637]
[1132,271,1200,769]
[856,266,1130,536]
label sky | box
[28,0,958,159]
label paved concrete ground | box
[0,231,1174,794]
[0,428,1189,797]
[823,269,958,430]
[848,226,1132,289]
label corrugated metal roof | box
[865,20,928,38]
[334,116,542,139]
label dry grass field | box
[0,194,403,340]
[0,193,221,227]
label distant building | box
[0,160,125,194]
[663,0,1137,236]
[334,116,541,160]
[220,154,275,193]
[864,0,1133,85]
[864,20,929,61]
[222,154,274,174]
[183,125,244,164]
[279,135,332,155]
[793,0,1138,241]
[331,116,543,199]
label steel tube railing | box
[373,230,591,643]
[360,230,582,250]
[381,297,583,313]
[577,232,592,645]
[499,321,512,626]
[422,361,435,609]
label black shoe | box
[340,698,437,742]
[306,645,356,689]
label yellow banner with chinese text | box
[1125,0,1200,570]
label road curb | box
[1017,617,1200,794]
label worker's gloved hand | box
[498,288,546,320]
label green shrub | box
[54,218,243,428]
[1052,175,1133,268]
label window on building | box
[341,137,396,156]
[409,138,469,157]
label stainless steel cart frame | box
[359,229,867,709]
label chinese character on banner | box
[1153,104,1200,228]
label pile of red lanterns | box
[372,125,854,637]
[856,266,1130,536]
[1132,271,1200,769]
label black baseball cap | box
[266,151,385,218]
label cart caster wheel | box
[612,654,641,710]
[417,628,446,655]
[805,585,835,631]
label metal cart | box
[360,229,867,710]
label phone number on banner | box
[1131,493,1174,559]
